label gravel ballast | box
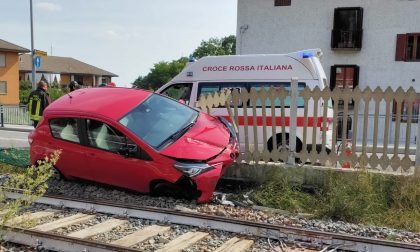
[43,177,420,245]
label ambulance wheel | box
[267,134,302,152]
[276,137,302,153]
[267,135,302,163]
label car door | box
[82,118,156,192]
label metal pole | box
[30,0,36,90]
[415,100,420,177]
[0,105,4,128]
[287,77,298,165]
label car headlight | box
[173,162,218,177]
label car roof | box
[44,87,152,120]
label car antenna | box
[67,93,72,99]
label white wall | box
[237,0,420,91]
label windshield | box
[119,94,198,150]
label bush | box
[48,86,66,101]
[250,168,420,232]
[0,150,60,228]
[316,171,391,223]
[19,80,32,104]
[19,80,67,104]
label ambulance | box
[156,49,334,154]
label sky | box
[1,0,237,86]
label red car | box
[29,88,239,203]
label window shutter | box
[0,81,7,94]
[275,0,291,6]
[330,66,337,91]
[395,34,407,61]
[353,65,360,88]
[0,54,5,67]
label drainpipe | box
[238,24,249,55]
[30,0,36,90]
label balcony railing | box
[331,29,363,49]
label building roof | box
[19,54,118,77]
[0,39,30,53]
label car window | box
[161,83,192,105]
[50,118,80,143]
[119,94,198,150]
[86,119,134,153]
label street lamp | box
[30,0,36,90]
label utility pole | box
[30,0,36,90]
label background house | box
[19,54,117,87]
[236,0,420,145]
[0,39,30,105]
[237,0,420,91]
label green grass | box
[0,148,30,168]
[250,168,420,232]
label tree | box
[19,80,66,104]
[132,35,236,90]
[133,57,188,90]
[192,35,236,59]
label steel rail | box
[5,191,420,252]
[3,227,144,252]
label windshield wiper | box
[156,115,198,149]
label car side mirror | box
[118,145,138,158]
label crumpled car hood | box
[160,113,229,160]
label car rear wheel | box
[51,166,68,181]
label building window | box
[330,65,359,90]
[0,81,7,94]
[393,99,420,123]
[0,54,5,67]
[331,7,363,49]
[274,0,291,6]
[330,65,359,108]
[396,33,420,61]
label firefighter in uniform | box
[28,81,51,128]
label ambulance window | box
[199,86,219,97]
[250,82,305,108]
[198,83,246,108]
[327,99,333,108]
[161,83,192,105]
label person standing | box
[28,81,51,128]
[69,80,80,91]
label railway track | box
[2,191,419,252]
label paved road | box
[0,129,30,148]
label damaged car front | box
[163,114,239,203]
[120,93,239,203]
